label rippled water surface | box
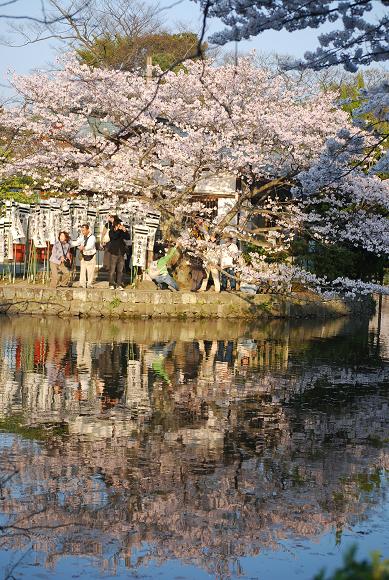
[0,302,388,579]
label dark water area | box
[0,304,388,579]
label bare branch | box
[0,0,92,25]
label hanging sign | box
[132,225,149,267]
[0,219,5,263]
[17,204,30,239]
[145,213,160,251]
[3,218,13,261]
[0,197,161,266]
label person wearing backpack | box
[71,223,96,288]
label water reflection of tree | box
[0,425,388,577]
[0,315,388,576]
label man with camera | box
[108,217,131,290]
[71,223,97,288]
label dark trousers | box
[109,254,125,286]
[221,267,236,291]
[103,249,112,270]
[216,341,234,364]
[190,266,205,291]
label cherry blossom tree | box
[195,0,389,73]
[193,0,389,178]
[0,55,387,295]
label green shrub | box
[314,546,389,580]
[292,239,386,283]
[0,176,39,205]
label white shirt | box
[220,242,239,268]
[71,233,96,256]
[204,245,220,266]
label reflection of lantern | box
[34,337,46,366]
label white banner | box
[0,197,160,264]
[145,213,160,251]
[2,218,13,261]
[132,225,149,267]
[194,173,236,196]
[0,219,5,263]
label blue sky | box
[0,0,384,98]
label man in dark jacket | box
[108,218,131,289]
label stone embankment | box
[0,284,374,319]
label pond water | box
[0,302,388,579]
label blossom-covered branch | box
[194,0,389,72]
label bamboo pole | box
[23,222,30,281]
[12,246,16,284]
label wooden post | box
[146,54,152,83]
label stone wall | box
[0,285,375,319]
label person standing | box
[189,255,206,292]
[188,223,206,292]
[199,235,221,293]
[220,235,239,291]
[101,214,115,271]
[71,223,96,288]
[108,218,131,290]
[49,231,72,288]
